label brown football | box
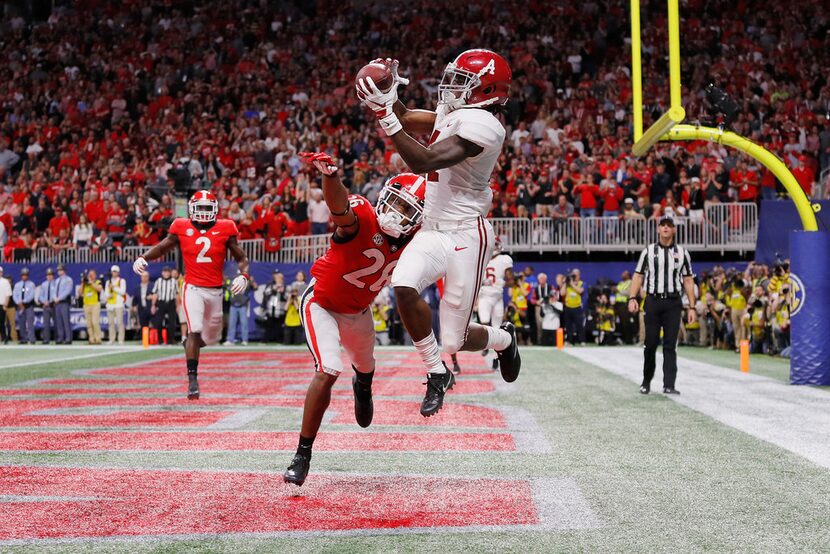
[355,61,394,93]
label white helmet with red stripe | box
[188,190,219,223]
[375,173,427,238]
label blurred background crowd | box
[1,0,828,260]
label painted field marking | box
[0,431,516,452]
[567,346,830,470]
[0,466,598,543]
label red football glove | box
[300,152,339,176]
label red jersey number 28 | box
[342,248,396,292]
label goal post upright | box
[628,0,818,231]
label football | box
[356,61,394,93]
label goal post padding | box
[789,231,830,385]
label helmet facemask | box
[189,199,218,223]
[375,184,423,238]
[438,62,481,109]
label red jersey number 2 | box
[342,248,397,292]
[195,236,213,263]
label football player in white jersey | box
[478,239,514,369]
[357,49,521,417]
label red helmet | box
[438,49,512,110]
[188,190,218,223]
[375,173,427,238]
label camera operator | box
[594,293,616,345]
[770,285,791,354]
[80,269,104,344]
[702,292,727,349]
[262,270,287,343]
[560,269,584,344]
[726,274,750,351]
[283,285,303,345]
[746,285,768,354]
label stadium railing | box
[0,204,758,265]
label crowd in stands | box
[1,1,829,261]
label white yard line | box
[0,347,147,370]
[566,346,830,470]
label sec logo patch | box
[186,228,194,237]
[372,233,383,246]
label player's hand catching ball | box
[133,256,148,275]
[300,152,338,176]
[355,58,408,135]
[231,274,248,295]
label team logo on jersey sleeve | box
[372,233,383,246]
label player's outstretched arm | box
[393,101,436,136]
[133,234,179,275]
[300,152,359,238]
[390,132,482,174]
[227,236,251,295]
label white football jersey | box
[480,254,513,296]
[424,106,505,221]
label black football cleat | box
[283,451,311,487]
[496,322,521,383]
[452,361,461,375]
[187,374,200,400]
[420,365,455,417]
[639,385,650,395]
[352,374,374,428]
[663,387,680,395]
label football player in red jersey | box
[283,152,425,487]
[132,190,250,400]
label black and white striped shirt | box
[634,242,693,295]
[153,277,177,302]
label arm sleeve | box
[453,110,506,151]
[634,247,648,274]
[681,248,694,277]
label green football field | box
[0,344,827,553]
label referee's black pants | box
[154,300,178,344]
[643,295,682,389]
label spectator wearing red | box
[48,207,72,238]
[791,155,815,197]
[599,172,624,216]
[573,178,600,217]
[262,204,291,253]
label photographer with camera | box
[282,285,303,345]
[726,274,750,351]
[560,268,585,344]
[79,269,104,344]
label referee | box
[627,215,696,395]
[152,266,178,345]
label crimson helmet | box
[438,49,512,110]
[188,190,218,223]
[375,173,427,238]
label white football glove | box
[356,58,409,136]
[231,274,248,295]
[133,256,148,275]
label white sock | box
[486,326,513,352]
[413,331,446,374]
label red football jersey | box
[311,195,407,314]
[169,218,238,287]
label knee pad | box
[440,330,465,355]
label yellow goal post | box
[629,0,819,231]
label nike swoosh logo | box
[454,246,468,251]
[211,231,220,235]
